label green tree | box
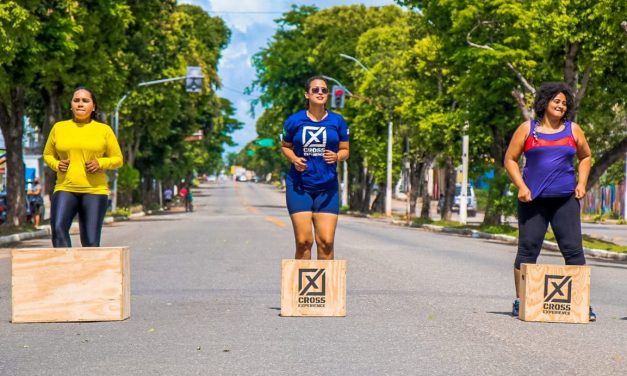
[249,5,406,211]
[0,1,38,226]
[399,0,627,224]
[119,3,231,208]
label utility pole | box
[385,120,393,217]
[624,152,627,220]
[342,160,348,207]
[405,137,411,224]
[459,121,469,224]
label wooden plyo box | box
[11,247,130,323]
[281,259,346,317]
[520,263,590,323]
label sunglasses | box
[310,87,329,95]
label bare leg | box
[290,212,314,259]
[312,213,338,260]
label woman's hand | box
[292,157,308,172]
[85,159,101,174]
[323,150,338,164]
[58,159,70,172]
[518,185,532,202]
[575,183,586,199]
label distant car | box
[0,191,6,224]
[452,184,477,217]
[207,175,217,183]
[0,190,33,224]
[236,175,248,182]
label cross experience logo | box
[543,274,572,315]
[298,268,326,307]
[302,126,327,156]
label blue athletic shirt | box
[283,110,349,191]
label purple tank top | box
[522,120,577,199]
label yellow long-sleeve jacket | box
[43,119,123,195]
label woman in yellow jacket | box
[44,87,123,247]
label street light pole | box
[111,69,203,212]
[320,75,352,96]
[320,75,351,207]
[111,92,129,212]
[339,53,394,217]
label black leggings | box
[515,194,586,269]
[50,191,108,248]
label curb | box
[0,214,143,247]
[0,228,51,247]
[407,222,627,262]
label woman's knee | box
[51,222,69,238]
[562,248,586,265]
[316,238,334,252]
[295,237,313,250]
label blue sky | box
[180,0,398,154]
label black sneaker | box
[589,306,597,322]
[512,298,520,317]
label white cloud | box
[208,0,279,33]
[221,41,249,65]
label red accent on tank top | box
[524,134,576,152]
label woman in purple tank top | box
[504,82,595,321]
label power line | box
[219,85,255,97]
[207,11,285,15]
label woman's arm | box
[572,122,592,199]
[323,142,349,164]
[43,127,60,172]
[95,128,123,170]
[281,141,307,172]
[504,121,532,202]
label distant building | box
[0,117,45,191]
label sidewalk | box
[390,196,627,246]
[0,212,145,247]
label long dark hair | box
[533,82,574,121]
[71,86,98,120]
[304,75,328,109]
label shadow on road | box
[130,218,182,223]
[486,311,515,317]
[253,205,285,209]
[195,185,229,190]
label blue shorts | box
[286,183,339,215]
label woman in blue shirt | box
[281,76,350,260]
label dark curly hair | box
[533,82,574,121]
[304,75,328,109]
[70,86,99,120]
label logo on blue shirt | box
[302,126,326,156]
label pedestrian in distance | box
[281,76,350,260]
[184,187,193,212]
[163,187,173,209]
[179,186,188,206]
[504,82,595,321]
[26,177,43,227]
[43,87,123,247]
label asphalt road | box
[1,182,626,375]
